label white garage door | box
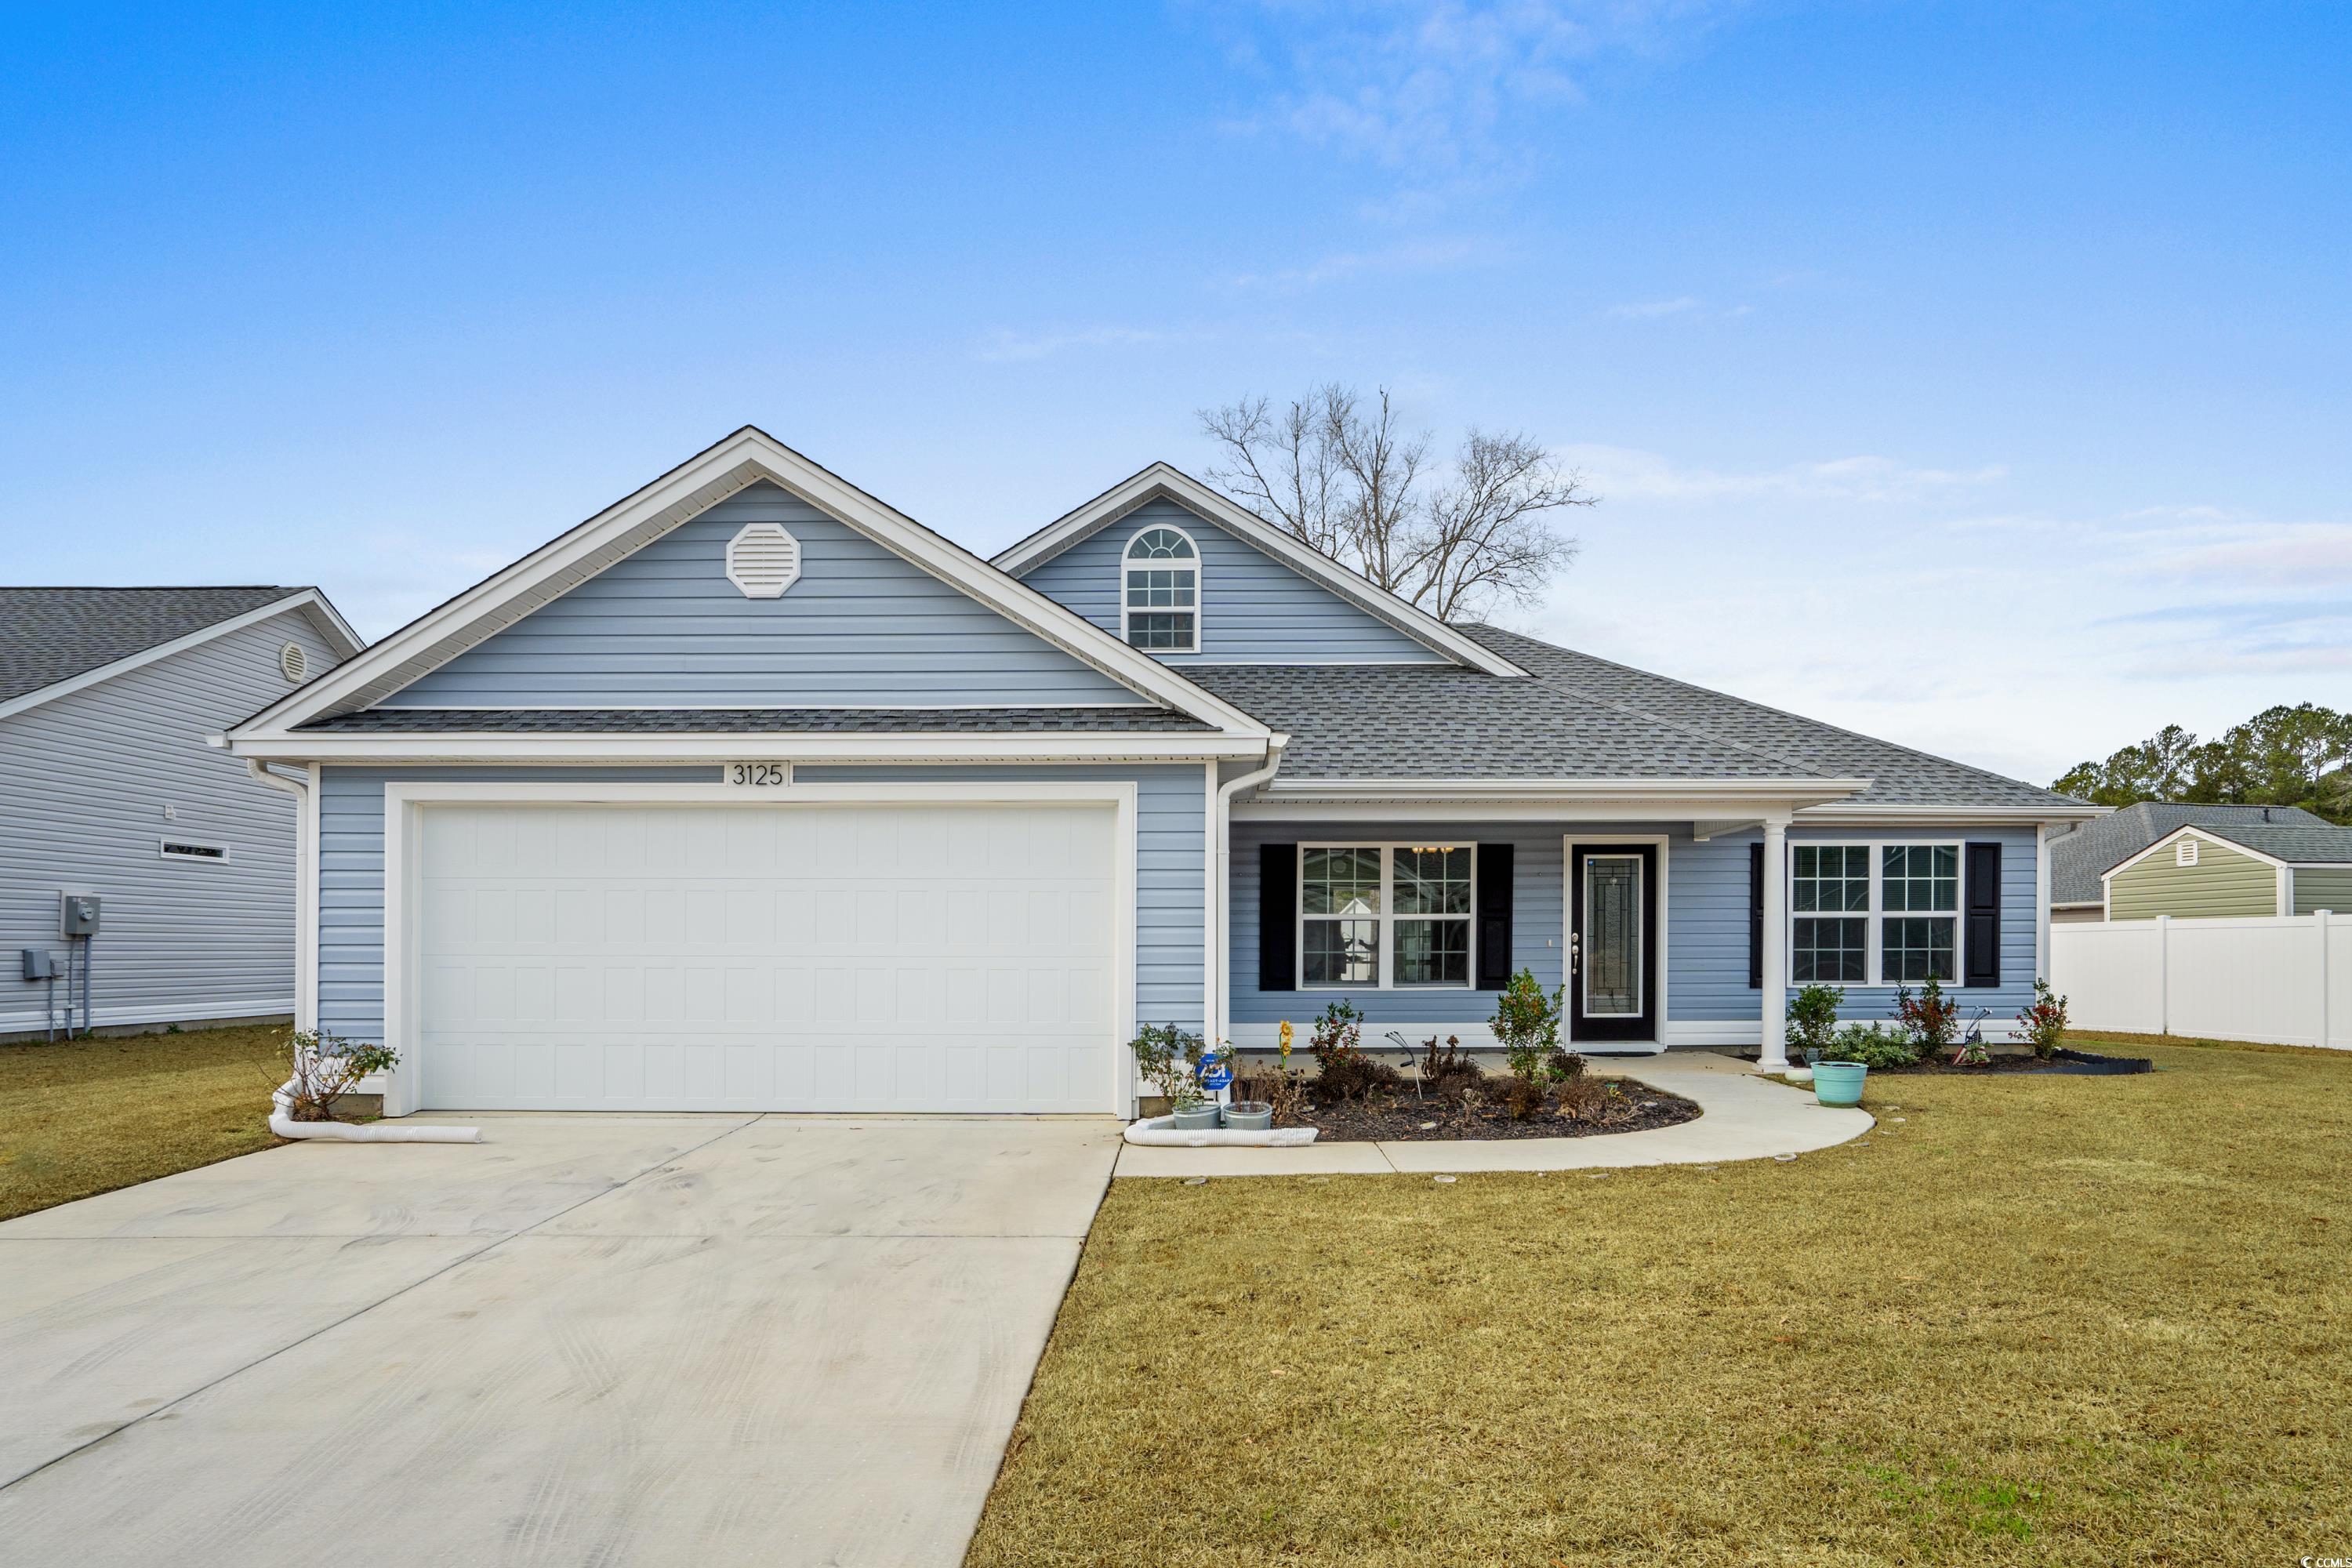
[413,802,1119,1112]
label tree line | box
[2053,704,2352,823]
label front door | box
[1569,844,1657,1044]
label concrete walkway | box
[1114,1051,1873,1176]
[0,1114,1120,1568]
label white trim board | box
[234,731,1276,764]
[990,462,1530,679]
[0,590,361,724]
[376,777,1142,1118]
[229,427,1274,746]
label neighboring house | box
[2100,818,2352,921]
[2,587,362,1038]
[2046,801,2339,922]
[222,427,2096,1116]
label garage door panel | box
[416,802,1119,1112]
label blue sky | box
[4,2,2347,783]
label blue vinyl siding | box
[1018,498,1447,665]
[1674,825,2043,1029]
[798,764,1206,1033]
[318,763,1203,1047]
[385,483,1143,708]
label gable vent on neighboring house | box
[278,641,307,682]
[2177,838,2199,867]
[726,522,803,598]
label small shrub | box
[278,1028,400,1122]
[1129,1022,1210,1112]
[1554,1073,1612,1122]
[1502,1074,1548,1120]
[1413,1033,1486,1102]
[1786,984,1844,1062]
[1490,968,1566,1083]
[1545,1047,1585,1082]
[1894,978,1960,1055]
[1817,1022,1918,1070]
[1316,1052,1403,1102]
[2016,979,2069,1061]
[1308,998,1366,1072]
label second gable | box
[1014,498,1449,666]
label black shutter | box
[1258,843,1297,992]
[1748,840,1765,989]
[1475,843,1514,990]
[1964,841,2002,988]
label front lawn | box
[0,1025,285,1221]
[969,1036,2352,1566]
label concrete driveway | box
[0,1113,1119,1567]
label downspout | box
[245,759,481,1145]
[1210,735,1289,1056]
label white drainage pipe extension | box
[1123,1116,1318,1149]
[270,1083,482,1143]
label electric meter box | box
[60,894,101,936]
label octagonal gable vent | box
[278,641,307,682]
[726,521,802,598]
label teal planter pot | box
[1813,1061,1868,1107]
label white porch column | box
[1758,815,1790,1071]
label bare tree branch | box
[1196,386,1592,619]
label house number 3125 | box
[725,762,789,787]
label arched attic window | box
[1120,524,1200,652]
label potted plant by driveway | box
[1130,1023,1218,1127]
[1810,1022,1917,1105]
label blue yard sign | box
[1198,1051,1232,1091]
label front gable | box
[383,483,1147,709]
[1014,496,1449,666]
[230,429,1277,755]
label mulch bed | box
[1290,1077,1700,1142]
[1741,1047,2154,1076]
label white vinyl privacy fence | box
[2051,912,2351,1050]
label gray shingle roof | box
[2045,801,2334,902]
[0,586,305,704]
[2197,819,2352,866]
[297,706,1212,734]
[1184,626,2083,810]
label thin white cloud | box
[1209,1,1747,201]
[1223,236,1488,292]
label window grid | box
[1299,845,1475,991]
[1788,840,1964,987]
[1120,526,1200,652]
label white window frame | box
[160,837,230,862]
[1119,524,1201,654]
[1788,839,1965,989]
[1298,843,1476,991]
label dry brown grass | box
[968,1035,2352,1566]
[0,1024,285,1221]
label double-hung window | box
[1790,841,1960,985]
[1301,845,1473,989]
[1121,525,1198,652]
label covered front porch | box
[1215,780,1848,1074]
